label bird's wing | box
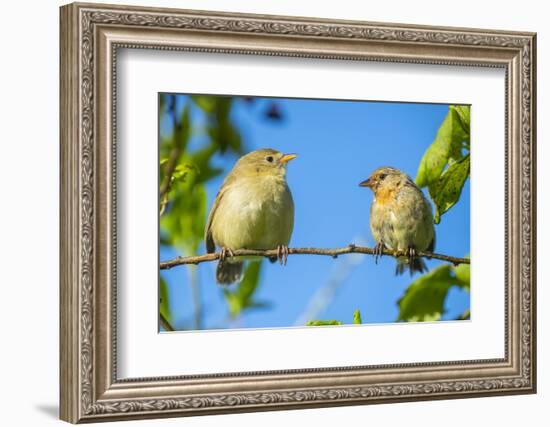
[427,234,435,252]
[418,186,436,252]
[204,173,237,253]
[392,182,435,251]
[204,189,223,253]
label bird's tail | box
[395,257,428,276]
[216,260,244,285]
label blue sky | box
[160,95,470,330]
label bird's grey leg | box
[220,247,235,262]
[374,241,385,264]
[277,245,289,266]
[407,246,417,266]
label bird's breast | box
[373,186,397,207]
[212,176,294,250]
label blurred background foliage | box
[158,94,470,331]
[159,94,283,329]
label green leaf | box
[159,137,173,161]
[208,122,242,154]
[191,95,217,113]
[169,105,191,155]
[171,163,200,185]
[458,309,471,320]
[454,105,470,137]
[454,262,470,291]
[180,105,191,142]
[160,182,207,254]
[397,265,456,322]
[223,293,240,319]
[397,261,471,322]
[159,276,170,321]
[189,144,224,183]
[416,106,469,188]
[224,261,263,318]
[306,320,343,326]
[308,310,361,326]
[233,261,262,306]
[211,98,244,154]
[429,154,470,223]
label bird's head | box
[359,166,409,193]
[233,148,297,178]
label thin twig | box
[159,312,174,331]
[159,156,179,216]
[160,245,470,270]
[159,95,182,216]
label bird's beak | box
[280,153,297,164]
[359,178,373,188]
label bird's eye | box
[379,173,387,180]
[266,156,274,163]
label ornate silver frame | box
[60,2,537,423]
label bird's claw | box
[277,245,289,266]
[220,247,235,262]
[407,246,417,266]
[374,242,385,264]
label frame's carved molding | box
[59,3,536,423]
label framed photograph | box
[60,2,536,423]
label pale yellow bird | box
[205,148,297,285]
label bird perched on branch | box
[359,166,435,276]
[205,148,296,285]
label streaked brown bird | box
[359,166,435,276]
[205,148,296,285]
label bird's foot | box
[276,245,289,266]
[407,246,417,266]
[374,242,385,264]
[220,247,235,262]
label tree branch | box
[160,245,470,270]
